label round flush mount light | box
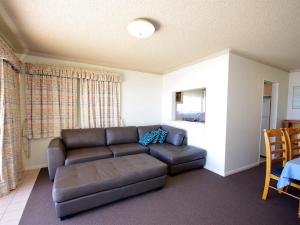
[127,19,155,38]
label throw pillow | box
[152,129,161,144]
[158,129,168,144]
[139,130,157,146]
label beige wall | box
[18,54,163,170]
[225,53,289,175]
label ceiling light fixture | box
[127,19,155,38]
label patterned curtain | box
[0,38,21,71]
[80,79,121,128]
[25,63,121,137]
[0,61,22,197]
[25,65,78,139]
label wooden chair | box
[262,129,288,200]
[283,127,300,160]
[262,129,300,218]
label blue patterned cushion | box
[158,129,168,144]
[152,129,161,144]
[139,130,158,146]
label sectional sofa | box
[48,125,207,181]
[48,125,207,218]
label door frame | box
[258,81,279,159]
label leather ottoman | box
[52,154,167,218]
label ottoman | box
[52,154,167,218]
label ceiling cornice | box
[17,51,163,75]
[229,50,290,73]
[163,49,231,74]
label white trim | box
[164,49,230,74]
[290,69,300,73]
[0,61,4,181]
[223,161,260,177]
[23,163,47,171]
[270,83,279,129]
[229,51,289,72]
[204,165,225,177]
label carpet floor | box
[20,164,300,225]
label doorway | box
[259,81,278,160]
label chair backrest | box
[263,129,288,173]
[283,127,300,160]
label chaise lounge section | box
[149,144,206,175]
[138,125,207,175]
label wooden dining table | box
[277,157,300,189]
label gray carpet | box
[20,164,300,225]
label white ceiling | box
[0,0,299,74]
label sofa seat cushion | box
[65,147,113,166]
[53,154,167,202]
[149,143,207,165]
[108,143,149,157]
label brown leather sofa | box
[48,125,207,181]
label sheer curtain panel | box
[80,78,121,128]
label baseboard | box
[224,162,260,177]
[24,163,48,171]
[204,165,225,177]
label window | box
[175,88,206,122]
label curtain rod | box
[0,57,21,73]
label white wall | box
[287,71,300,119]
[225,53,289,175]
[162,53,230,175]
[18,51,290,176]
[18,54,162,170]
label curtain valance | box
[25,63,122,82]
[0,37,21,71]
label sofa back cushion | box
[161,125,186,146]
[62,128,106,149]
[137,125,161,139]
[106,126,138,145]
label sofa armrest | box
[48,138,66,181]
